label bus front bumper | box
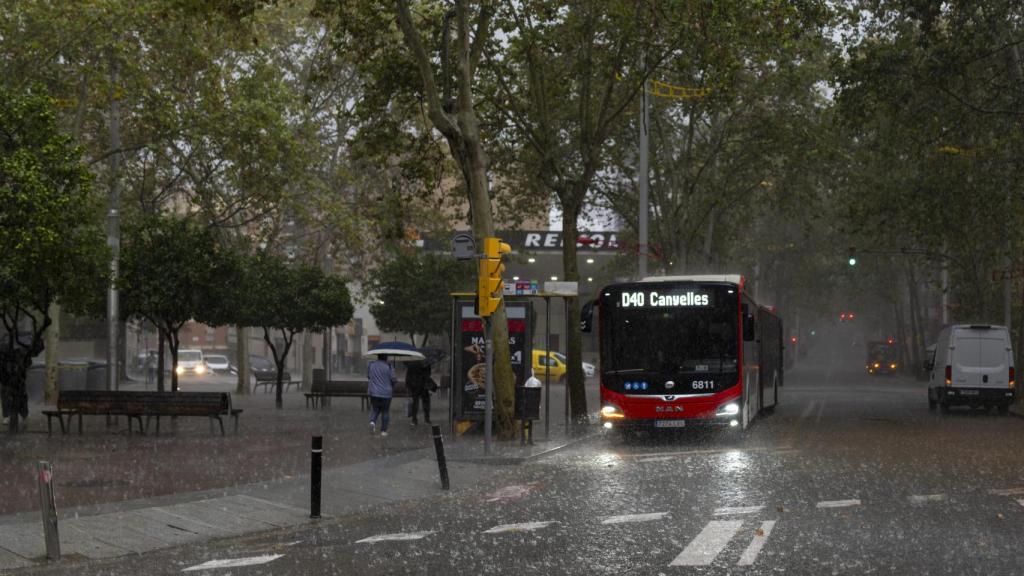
[600,391,742,430]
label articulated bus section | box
[597,275,783,432]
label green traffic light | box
[848,257,857,266]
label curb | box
[446,429,600,465]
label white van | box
[927,324,1015,413]
[175,349,207,377]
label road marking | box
[714,505,765,516]
[816,499,861,509]
[989,487,1024,496]
[355,531,434,544]
[737,520,776,566]
[483,521,557,534]
[602,512,668,525]
[669,520,743,566]
[182,554,283,571]
[483,482,542,502]
[910,494,947,504]
[636,456,675,463]
[799,401,817,420]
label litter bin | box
[25,363,45,404]
[514,386,541,421]
[57,359,89,391]
[86,360,107,391]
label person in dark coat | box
[405,359,434,426]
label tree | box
[319,0,519,437]
[119,216,239,393]
[240,254,354,408]
[369,250,473,347]
[0,87,108,433]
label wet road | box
[25,343,1024,575]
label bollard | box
[36,461,60,560]
[310,436,322,519]
[431,425,450,490]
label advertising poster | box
[455,301,529,419]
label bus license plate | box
[654,420,686,428]
[960,390,979,396]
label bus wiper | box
[603,368,647,375]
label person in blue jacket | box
[367,354,396,437]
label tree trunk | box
[169,330,180,393]
[43,302,60,404]
[235,325,250,395]
[157,328,166,392]
[560,205,589,428]
[302,330,314,393]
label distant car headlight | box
[195,364,206,375]
[175,365,184,375]
[716,402,740,417]
[889,363,897,370]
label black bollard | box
[311,436,322,518]
[431,425,450,490]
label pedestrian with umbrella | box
[365,342,425,437]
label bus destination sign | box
[620,290,711,308]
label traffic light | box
[848,246,857,266]
[477,237,511,317]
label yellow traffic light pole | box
[477,237,511,454]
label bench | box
[252,372,301,394]
[42,390,243,436]
[305,379,410,410]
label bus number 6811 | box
[691,380,714,390]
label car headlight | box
[601,405,625,419]
[195,364,206,375]
[716,402,740,417]
[175,365,184,375]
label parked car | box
[927,324,1015,413]
[552,352,596,378]
[204,354,230,374]
[175,349,206,376]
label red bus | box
[592,275,783,432]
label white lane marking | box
[714,505,765,516]
[355,531,434,544]
[636,456,675,463]
[910,494,947,504]
[799,400,816,420]
[483,521,557,534]
[669,520,744,566]
[602,512,668,525]
[989,487,1024,496]
[737,520,776,566]
[182,555,283,572]
[816,499,861,509]
[483,482,541,502]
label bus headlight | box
[716,402,740,417]
[601,405,625,419]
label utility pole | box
[106,50,122,397]
[637,56,649,279]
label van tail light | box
[1010,367,1015,388]
[945,365,952,386]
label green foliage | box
[368,250,473,346]
[239,252,354,407]
[0,86,108,431]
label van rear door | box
[951,327,1009,388]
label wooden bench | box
[252,372,302,394]
[305,379,410,410]
[42,390,243,436]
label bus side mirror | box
[581,300,596,333]
[743,312,757,342]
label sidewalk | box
[0,376,598,571]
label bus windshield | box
[600,284,739,375]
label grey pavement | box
[0,377,597,573]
